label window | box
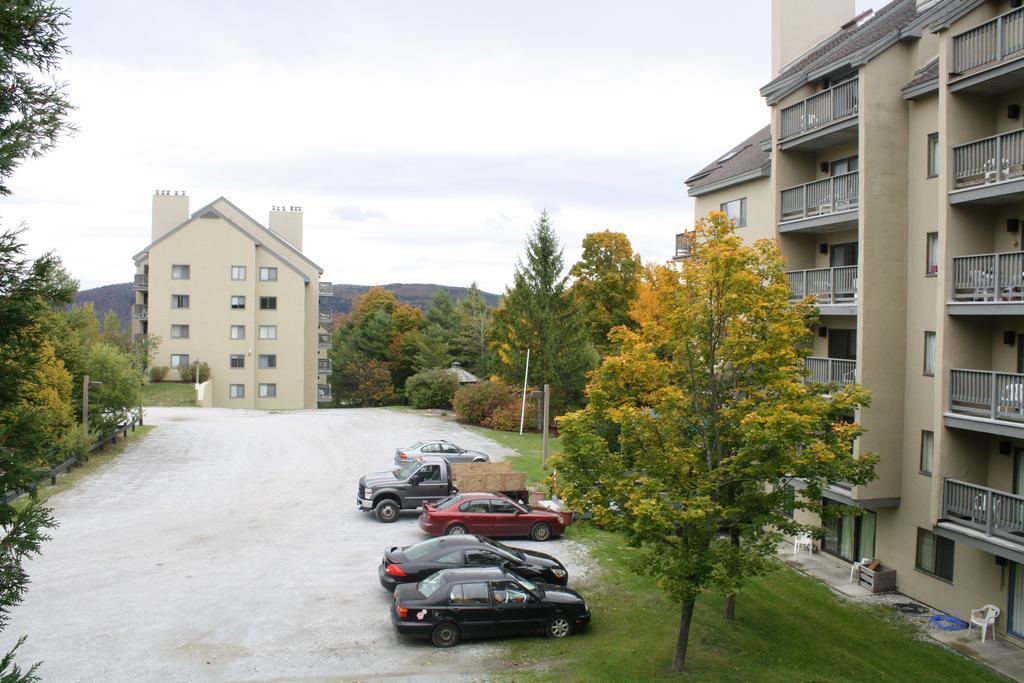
[916,528,954,581]
[231,265,246,280]
[830,156,859,175]
[435,551,463,565]
[258,354,277,369]
[230,325,245,340]
[720,198,747,227]
[259,267,278,281]
[490,500,520,515]
[920,431,934,475]
[230,354,245,369]
[170,354,189,368]
[927,132,939,178]
[448,582,490,605]
[229,384,245,399]
[924,331,936,376]
[926,232,939,275]
[465,549,505,566]
[230,295,246,310]
[170,294,189,309]
[258,383,277,398]
[259,296,277,310]
[492,580,531,607]
[258,325,277,340]
[171,264,190,280]
[170,324,189,339]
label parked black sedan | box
[378,535,568,591]
[391,567,590,647]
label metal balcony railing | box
[317,384,332,402]
[319,281,333,297]
[950,368,1024,422]
[131,304,148,320]
[133,274,148,290]
[943,478,1024,545]
[779,79,858,139]
[952,6,1024,75]
[674,232,693,259]
[787,266,857,304]
[951,251,1024,302]
[805,357,856,386]
[318,358,332,374]
[319,332,331,350]
[780,172,858,222]
[953,129,1024,188]
[319,309,332,325]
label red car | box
[419,492,572,542]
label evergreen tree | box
[453,283,492,376]
[425,290,456,337]
[415,323,452,371]
[491,211,596,413]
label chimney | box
[268,205,303,250]
[152,190,189,241]
[771,0,856,78]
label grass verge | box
[18,425,155,509]
[463,425,560,489]
[142,382,195,407]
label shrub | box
[482,399,537,431]
[177,363,193,383]
[148,366,168,382]
[177,361,210,383]
[405,369,460,409]
[453,381,511,424]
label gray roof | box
[446,362,480,384]
[685,125,771,196]
[902,57,939,99]
[760,0,948,104]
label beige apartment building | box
[685,0,1024,641]
[131,193,333,409]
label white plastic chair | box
[969,604,1000,642]
[849,557,872,583]
[793,533,814,556]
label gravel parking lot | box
[0,407,592,682]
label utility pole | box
[518,349,531,436]
[542,383,550,470]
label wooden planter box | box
[858,564,896,593]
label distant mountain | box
[76,282,501,327]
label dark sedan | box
[419,492,572,541]
[391,567,590,647]
[378,535,569,592]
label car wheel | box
[374,499,400,523]
[530,522,552,541]
[431,622,461,648]
[472,458,487,463]
[547,615,572,638]
[446,524,468,536]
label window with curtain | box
[923,332,936,376]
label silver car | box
[394,440,490,466]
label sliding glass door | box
[821,500,876,562]
[1011,562,1024,639]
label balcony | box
[673,232,693,261]
[946,368,1024,438]
[778,79,858,151]
[319,332,330,350]
[949,251,1024,315]
[787,266,857,315]
[805,357,856,386]
[318,358,332,374]
[950,6,1024,95]
[319,281,333,297]
[319,308,332,325]
[950,130,1024,203]
[938,479,1024,559]
[133,274,148,290]
[778,172,858,233]
[318,384,332,403]
[131,304,148,321]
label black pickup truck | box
[356,457,528,523]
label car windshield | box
[417,571,448,598]
[482,537,525,560]
[434,494,462,510]
[396,461,420,479]
[403,538,447,561]
[513,575,542,598]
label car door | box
[414,464,449,506]
[490,579,549,636]
[446,582,495,638]
[488,498,524,537]
[442,443,467,463]
[459,499,492,534]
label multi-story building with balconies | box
[685,0,1024,642]
[131,192,332,409]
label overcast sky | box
[3,0,873,293]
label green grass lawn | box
[17,425,155,509]
[142,381,195,407]
[464,425,561,489]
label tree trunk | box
[671,599,696,672]
[724,526,740,620]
